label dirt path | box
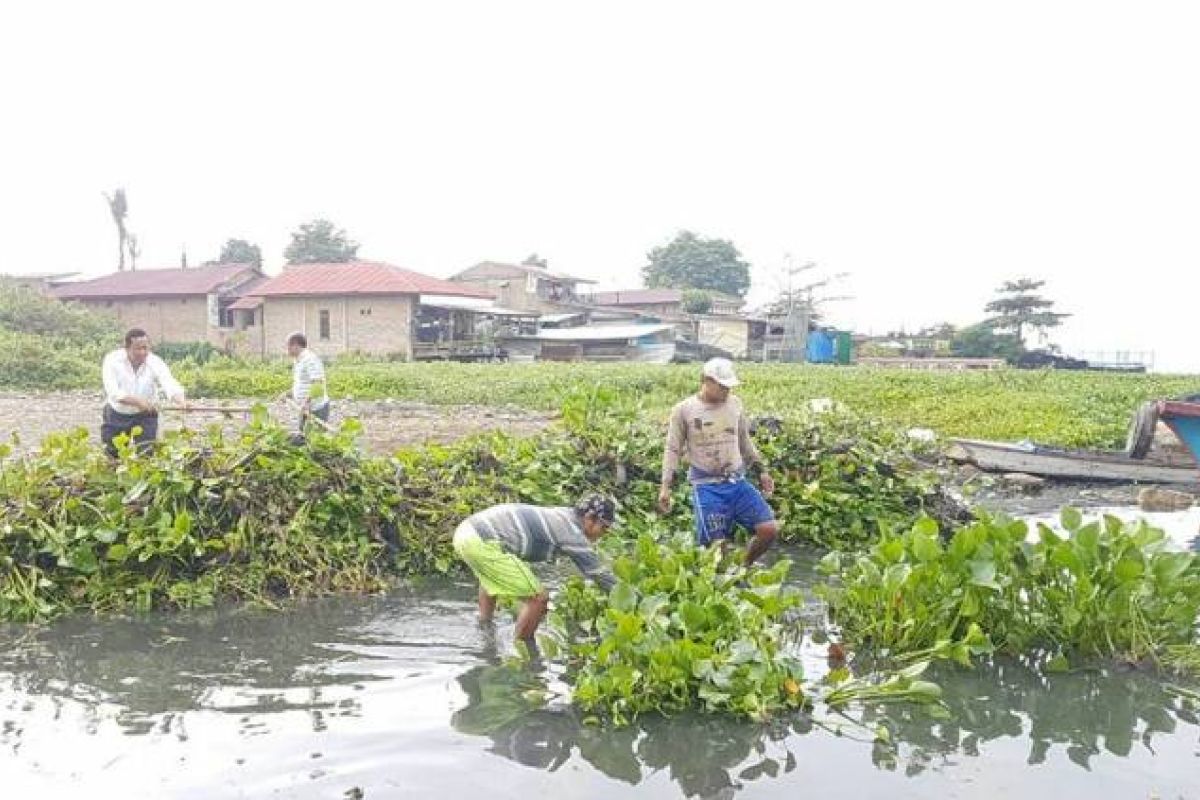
[0,392,555,455]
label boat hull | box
[1158,401,1200,466]
[947,438,1200,485]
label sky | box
[2,1,1197,371]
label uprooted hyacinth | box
[541,534,808,725]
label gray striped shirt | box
[466,504,615,591]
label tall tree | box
[214,238,263,267]
[984,278,1069,347]
[284,219,359,264]
[104,188,130,271]
[127,233,141,271]
[642,231,752,298]
[681,289,713,314]
[522,253,548,269]
[950,322,1023,361]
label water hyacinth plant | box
[817,510,1200,668]
[541,535,807,726]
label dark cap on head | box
[575,494,616,526]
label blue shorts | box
[691,478,775,546]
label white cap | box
[702,357,740,388]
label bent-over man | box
[453,495,617,647]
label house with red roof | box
[54,263,264,350]
[233,261,498,359]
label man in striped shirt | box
[285,332,330,434]
[453,495,617,647]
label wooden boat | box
[947,398,1200,484]
[1155,401,1200,462]
[945,438,1200,485]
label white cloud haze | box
[2,0,1196,370]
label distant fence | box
[1071,350,1155,371]
[856,357,1007,371]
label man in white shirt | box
[100,328,186,456]
[285,332,330,435]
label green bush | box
[0,285,117,390]
[154,341,224,365]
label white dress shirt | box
[102,349,185,415]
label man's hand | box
[658,486,674,514]
[760,471,775,498]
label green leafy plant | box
[542,534,807,725]
[818,511,1200,667]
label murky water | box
[2,514,1198,799]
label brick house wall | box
[261,295,415,359]
[78,296,211,344]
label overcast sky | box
[2,1,1197,371]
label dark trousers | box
[301,402,331,432]
[101,406,159,457]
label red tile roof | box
[228,275,269,298]
[227,295,263,311]
[54,263,260,299]
[251,261,494,299]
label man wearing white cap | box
[658,358,778,565]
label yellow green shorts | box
[453,522,542,599]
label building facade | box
[53,263,263,349]
[449,261,595,314]
[236,261,494,360]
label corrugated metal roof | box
[509,324,675,342]
[590,289,682,305]
[54,263,260,299]
[539,312,587,324]
[454,261,597,285]
[590,288,745,307]
[229,275,269,298]
[419,294,535,316]
[252,262,494,298]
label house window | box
[319,309,331,340]
[217,299,236,329]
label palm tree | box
[104,189,130,271]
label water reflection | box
[865,659,1200,774]
[0,586,475,743]
[452,657,1200,796]
[452,662,806,799]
